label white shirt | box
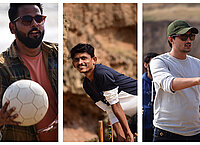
[95,87,137,124]
[150,53,200,136]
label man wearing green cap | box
[150,20,200,142]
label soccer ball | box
[2,80,49,126]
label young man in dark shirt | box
[70,43,137,142]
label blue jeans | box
[153,127,200,142]
[143,128,154,142]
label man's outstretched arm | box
[172,77,200,91]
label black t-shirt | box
[83,64,137,103]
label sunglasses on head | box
[13,15,46,26]
[172,33,196,41]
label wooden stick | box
[108,121,113,142]
[98,120,104,142]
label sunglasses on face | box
[13,15,46,26]
[172,33,196,41]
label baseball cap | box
[167,20,198,36]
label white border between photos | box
[137,2,143,144]
[58,1,64,143]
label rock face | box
[63,3,137,141]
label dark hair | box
[168,36,176,48]
[144,52,159,72]
[70,43,95,59]
[8,3,43,23]
[144,52,159,64]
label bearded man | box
[0,3,58,141]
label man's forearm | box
[111,102,133,141]
[113,122,125,141]
[172,77,200,91]
[111,103,130,133]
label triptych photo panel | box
[0,1,199,143]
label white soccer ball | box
[2,80,49,126]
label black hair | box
[168,40,172,48]
[144,52,159,64]
[70,43,95,59]
[8,3,43,23]
[168,36,176,48]
[144,52,159,72]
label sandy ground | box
[63,127,98,142]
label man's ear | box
[9,22,16,34]
[144,62,148,69]
[168,36,173,44]
[92,56,97,64]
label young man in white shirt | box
[150,20,200,142]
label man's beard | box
[15,26,44,48]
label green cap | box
[167,20,198,36]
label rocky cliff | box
[63,3,137,141]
